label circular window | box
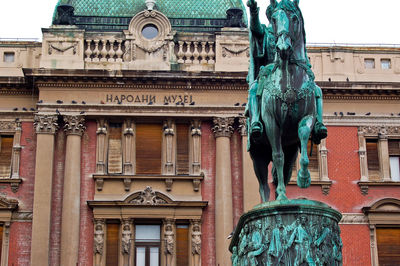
[142,24,159,39]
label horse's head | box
[267,0,305,60]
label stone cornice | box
[212,117,234,138]
[324,115,400,127]
[63,115,86,136]
[34,114,59,134]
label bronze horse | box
[247,0,324,201]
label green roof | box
[53,0,248,32]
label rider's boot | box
[247,82,263,141]
[312,92,327,144]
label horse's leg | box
[283,143,299,186]
[249,146,272,202]
[297,115,313,188]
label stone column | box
[212,117,234,266]
[94,219,105,266]
[238,117,260,212]
[31,115,59,266]
[191,219,202,266]
[163,218,175,266]
[121,219,133,266]
[60,115,86,266]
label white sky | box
[0,0,399,44]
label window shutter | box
[136,124,162,174]
[389,140,400,156]
[108,123,123,174]
[176,225,189,266]
[366,139,380,171]
[106,223,120,266]
[377,228,400,265]
[176,124,189,175]
[0,136,13,178]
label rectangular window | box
[364,58,375,69]
[135,225,161,266]
[108,123,123,174]
[376,228,400,265]
[0,136,13,178]
[176,124,189,175]
[381,59,391,70]
[176,224,189,266]
[3,52,14,63]
[106,223,120,266]
[136,124,162,175]
[389,140,400,181]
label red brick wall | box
[201,121,216,266]
[49,129,66,265]
[341,224,371,266]
[230,130,243,226]
[7,122,37,265]
[78,120,96,265]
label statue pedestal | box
[229,199,343,266]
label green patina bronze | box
[230,199,343,266]
[245,0,327,202]
[233,1,342,264]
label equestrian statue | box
[245,0,327,201]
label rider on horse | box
[245,0,327,147]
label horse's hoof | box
[297,170,311,188]
[276,194,288,201]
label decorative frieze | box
[359,125,400,137]
[339,213,368,224]
[34,115,59,134]
[63,115,86,136]
[212,117,234,138]
[0,121,17,132]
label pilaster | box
[60,115,85,266]
[93,219,105,266]
[212,117,234,266]
[190,219,202,266]
[96,119,108,174]
[190,120,202,175]
[31,114,59,266]
[162,120,176,175]
[378,132,391,181]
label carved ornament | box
[222,45,250,58]
[64,115,86,136]
[34,115,59,134]
[340,213,368,224]
[238,117,247,136]
[212,117,234,138]
[129,186,167,205]
[0,121,17,132]
[49,43,77,55]
[0,195,18,210]
[359,125,400,137]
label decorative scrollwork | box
[129,186,167,205]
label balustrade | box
[175,40,215,65]
[84,39,125,62]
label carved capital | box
[64,115,86,136]
[238,117,247,136]
[212,117,234,138]
[34,115,59,134]
[191,120,202,136]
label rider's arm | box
[247,0,264,36]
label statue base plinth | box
[229,199,343,266]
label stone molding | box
[339,213,369,224]
[34,115,59,134]
[0,121,17,132]
[63,115,86,136]
[212,117,234,138]
[358,125,400,137]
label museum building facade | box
[0,0,399,265]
